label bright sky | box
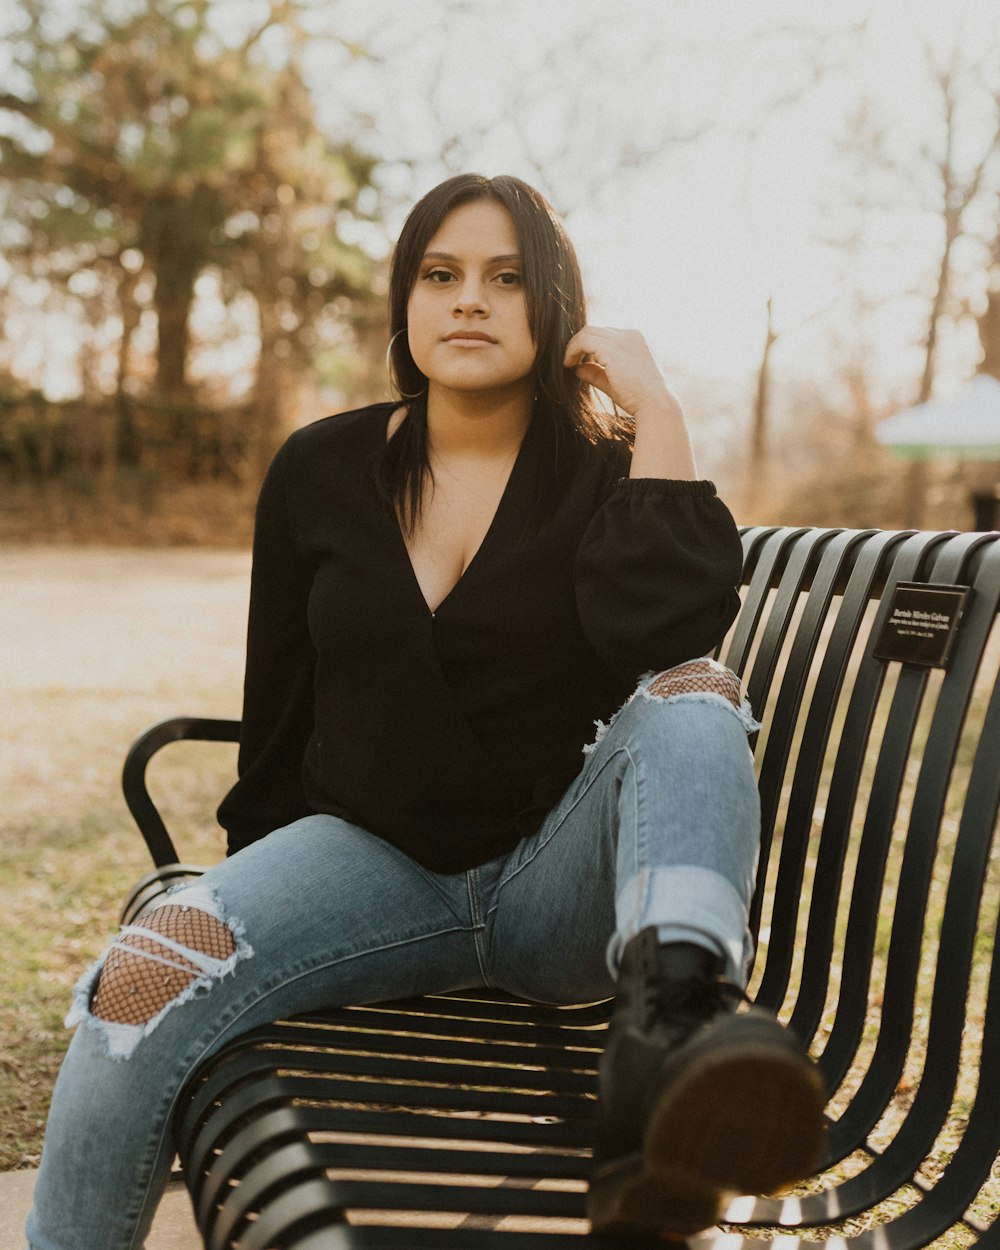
[302,0,1000,415]
[4,0,1000,431]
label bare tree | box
[916,50,1000,405]
[819,44,1000,525]
[742,296,777,521]
[974,191,1000,381]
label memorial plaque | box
[872,581,970,669]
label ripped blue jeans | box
[26,660,760,1250]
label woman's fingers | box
[564,327,669,415]
[563,327,619,370]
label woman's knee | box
[644,658,743,708]
[585,660,760,755]
[586,659,757,755]
[637,659,759,736]
[92,901,236,1025]
[73,882,253,1058]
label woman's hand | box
[563,326,682,424]
[565,326,697,479]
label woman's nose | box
[452,278,488,315]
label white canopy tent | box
[875,373,1000,459]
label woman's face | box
[405,198,536,400]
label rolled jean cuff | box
[610,864,755,985]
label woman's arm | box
[574,477,742,676]
[217,438,318,854]
[566,327,742,674]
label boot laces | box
[645,971,748,1028]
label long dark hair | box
[377,173,633,534]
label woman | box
[27,173,825,1249]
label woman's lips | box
[443,332,497,345]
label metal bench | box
[121,525,1000,1249]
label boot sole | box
[588,1014,827,1237]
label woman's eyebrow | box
[421,251,521,263]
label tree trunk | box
[906,219,958,527]
[917,230,955,407]
[252,301,299,482]
[143,195,205,401]
[100,269,142,502]
[143,204,206,481]
[743,296,776,522]
[977,286,1000,380]
[153,256,197,397]
[116,269,141,398]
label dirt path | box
[1,546,251,835]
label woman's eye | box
[423,269,455,283]
[496,271,521,286]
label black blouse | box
[217,401,743,873]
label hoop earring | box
[386,329,427,400]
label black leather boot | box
[588,927,827,1238]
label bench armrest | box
[121,716,240,867]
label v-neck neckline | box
[384,407,536,620]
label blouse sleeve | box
[217,437,318,854]
[574,476,743,675]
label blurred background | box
[3,0,1000,541]
[3,0,1000,1183]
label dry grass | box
[0,478,257,547]
[0,546,249,1169]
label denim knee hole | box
[66,883,253,1060]
[584,659,759,754]
[639,660,760,733]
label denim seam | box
[406,857,479,921]
[333,833,475,925]
[626,744,646,915]
[495,746,629,897]
[465,869,493,986]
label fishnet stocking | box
[92,904,235,1026]
[647,660,742,708]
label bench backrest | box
[721,526,999,1240]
